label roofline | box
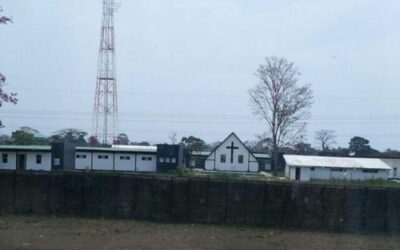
[206,132,259,160]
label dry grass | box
[0,215,399,250]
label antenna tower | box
[92,0,120,144]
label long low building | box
[0,133,271,173]
[0,144,183,172]
[284,155,392,181]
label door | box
[295,167,301,181]
[17,154,26,171]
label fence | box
[0,171,399,233]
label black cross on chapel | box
[226,141,239,163]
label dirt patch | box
[0,215,399,250]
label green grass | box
[309,178,400,188]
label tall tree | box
[249,56,313,170]
[11,127,40,145]
[181,136,206,151]
[348,136,379,157]
[315,129,337,152]
[50,128,88,146]
[114,133,130,145]
[0,7,17,128]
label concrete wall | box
[0,152,16,170]
[75,152,92,170]
[25,152,51,171]
[92,153,114,171]
[1,171,399,233]
[114,153,135,171]
[136,154,156,172]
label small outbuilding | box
[284,154,391,181]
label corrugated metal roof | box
[78,146,157,153]
[0,145,51,151]
[284,154,391,170]
[191,151,211,156]
[253,153,271,159]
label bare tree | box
[315,129,337,152]
[0,7,17,128]
[249,56,313,170]
[169,131,177,144]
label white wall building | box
[284,155,391,181]
[0,145,52,171]
[75,147,157,172]
[205,133,259,172]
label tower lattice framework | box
[93,0,119,145]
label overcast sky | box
[1,0,400,150]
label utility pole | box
[92,0,120,145]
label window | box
[171,158,177,163]
[362,169,378,173]
[166,158,171,163]
[311,167,315,171]
[2,154,8,163]
[76,154,87,159]
[120,156,130,160]
[159,157,165,163]
[238,155,244,164]
[142,156,152,161]
[98,155,109,159]
[331,168,344,172]
[220,154,226,163]
[36,155,42,164]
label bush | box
[175,167,194,177]
[212,171,245,180]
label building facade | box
[284,155,391,181]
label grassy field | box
[0,215,399,250]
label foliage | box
[49,128,88,146]
[114,133,129,145]
[89,136,100,147]
[348,136,379,157]
[212,171,245,180]
[11,127,39,145]
[249,56,313,170]
[245,133,272,153]
[181,136,207,151]
[0,7,17,128]
[175,167,195,177]
[310,179,400,188]
[315,129,336,151]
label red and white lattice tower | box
[92,0,120,145]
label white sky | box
[1,0,400,150]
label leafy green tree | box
[50,128,88,146]
[181,136,207,151]
[11,127,39,145]
[114,133,130,145]
[348,136,379,157]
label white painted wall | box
[0,152,16,170]
[288,165,389,181]
[26,152,51,171]
[75,152,92,170]
[380,159,400,178]
[92,153,114,171]
[205,134,259,172]
[136,154,156,172]
[114,153,135,171]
